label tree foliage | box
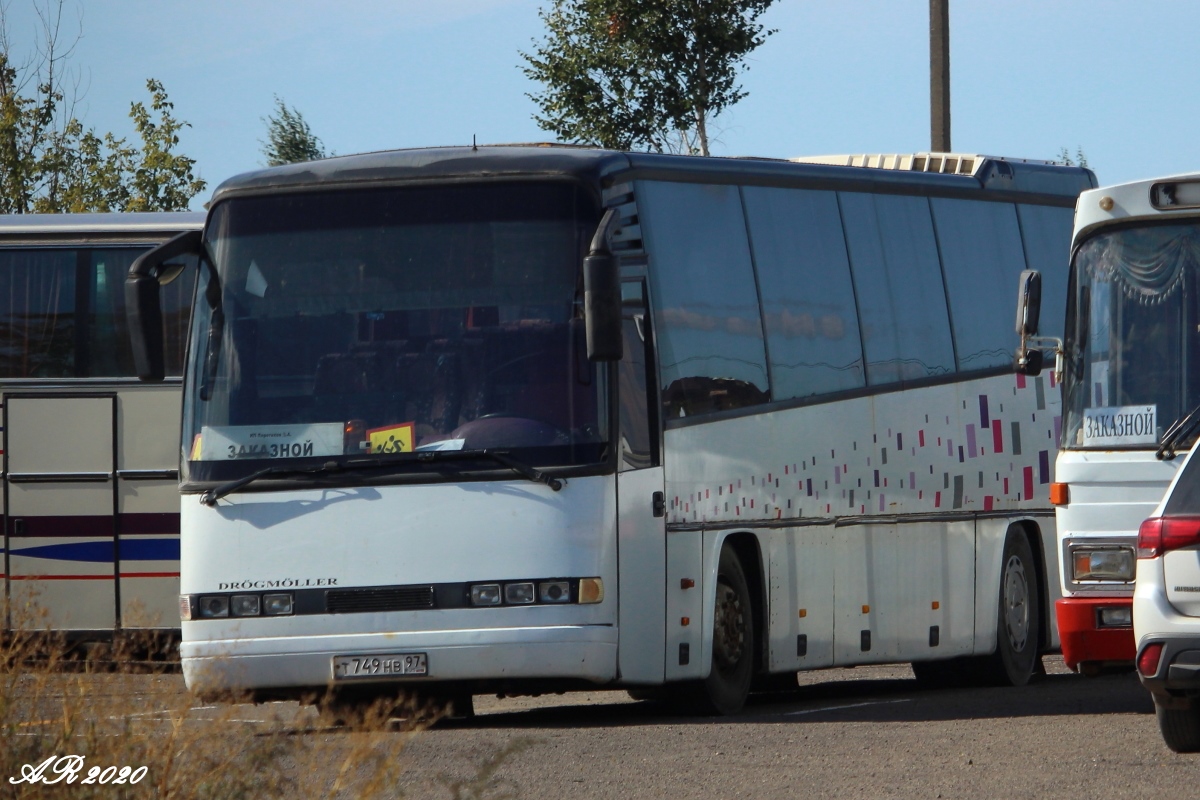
[1056,146,1089,169]
[0,3,204,213]
[521,0,776,156]
[261,96,327,166]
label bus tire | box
[986,530,1040,686]
[680,545,754,715]
[1156,700,1200,753]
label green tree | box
[0,3,204,213]
[1057,146,1089,169]
[261,96,327,166]
[41,79,206,212]
[521,0,776,156]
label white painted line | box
[783,698,911,716]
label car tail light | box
[1138,516,1200,559]
[1138,642,1165,677]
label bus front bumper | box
[180,623,618,697]
[1056,597,1134,672]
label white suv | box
[1134,439,1200,752]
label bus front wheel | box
[986,530,1040,686]
[678,545,754,715]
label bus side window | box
[743,186,865,400]
[840,192,955,385]
[619,281,658,470]
[638,180,770,419]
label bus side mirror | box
[584,252,622,361]
[1015,269,1041,337]
[126,229,203,381]
[583,209,622,362]
[1013,269,1044,376]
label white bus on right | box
[1049,174,1200,675]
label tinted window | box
[840,193,955,384]
[1017,204,1073,340]
[932,199,1027,371]
[184,182,606,483]
[743,186,865,399]
[618,281,657,470]
[0,246,195,379]
[639,181,769,418]
[0,249,76,378]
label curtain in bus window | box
[1016,204,1073,340]
[742,186,865,399]
[638,180,769,419]
[839,192,955,384]
[0,249,76,378]
[931,199,1026,371]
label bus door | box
[4,393,118,631]
[616,279,672,682]
[115,383,183,630]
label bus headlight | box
[539,581,571,603]
[504,582,536,604]
[198,596,230,618]
[471,584,502,606]
[263,593,294,615]
[230,594,262,616]
[1072,547,1135,582]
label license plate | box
[332,652,428,680]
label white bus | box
[127,147,1092,714]
[1017,173,1200,675]
[2,212,204,644]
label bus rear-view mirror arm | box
[583,208,622,362]
[1013,269,1063,381]
[126,229,204,381]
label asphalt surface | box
[8,656,1194,799]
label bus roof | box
[209,144,1097,205]
[1074,171,1200,244]
[0,211,205,236]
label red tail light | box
[1138,516,1200,559]
[1138,642,1165,677]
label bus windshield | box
[182,181,607,484]
[1064,222,1200,449]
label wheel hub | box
[713,581,745,670]
[1002,554,1030,652]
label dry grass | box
[0,597,460,799]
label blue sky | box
[4,1,1197,209]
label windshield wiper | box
[414,449,564,492]
[1158,401,1200,460]
[198,449,562,506]
[199,461,338,506]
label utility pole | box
[930,0,950,152]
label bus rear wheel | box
[677,545,754,715]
